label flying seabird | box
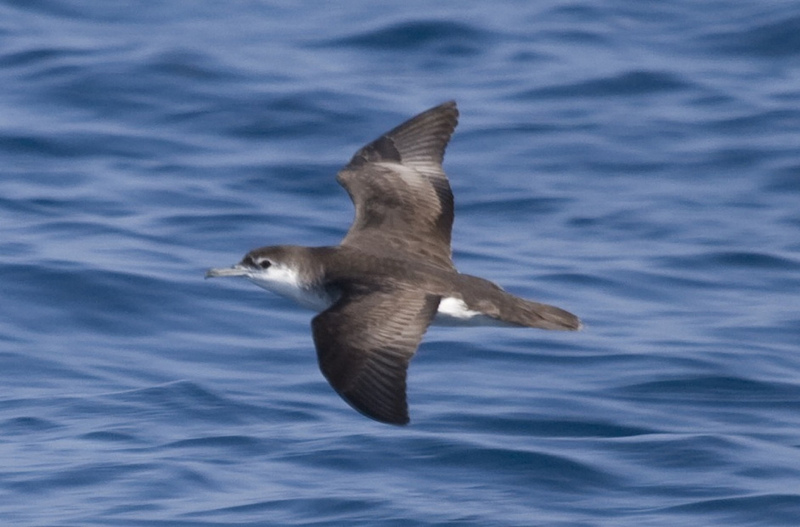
[207,101,581,425]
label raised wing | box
[337,101,459,270]
[311,284,440,425]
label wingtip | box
[339,388,412,426]
[343,100,460,169]
[371,412,410,426]
[427,99,459,122]
[384,100,460,165]
[384,414,411,426]
[437,99,458,112]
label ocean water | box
[2,0,800,525]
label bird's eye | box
[258,259,272,269]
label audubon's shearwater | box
[207,101,581,425]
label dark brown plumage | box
[207,101,580,425]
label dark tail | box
[457,274,582,331]
[510,298,582,330]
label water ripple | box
[2,1,800,525]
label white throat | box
[246,264,333,312]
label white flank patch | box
[433,297,513,327]
[436,297,481,319]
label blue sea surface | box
[2,1,800,525]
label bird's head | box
[206,245,330,310]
